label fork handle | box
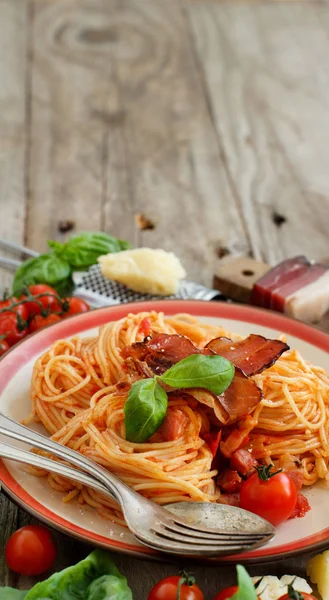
[0,441,111,497]
[0,239,39,258]
[0,413,139,507]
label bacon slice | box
[122,334,263,423]
[230,449,257,477]
[205,334,289,376]
[219,368,262,417]
[121,333,205,375]
[250,256,310,309]
[217,469,242,493]
[157,408,187,441]
[220,415,257,458]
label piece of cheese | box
[98,248,186,296]
[253,575,312,600]
[307,550,329,600]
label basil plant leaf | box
[229,565,258,600]
[159,354,235,395]
[0,589,27,599]
[25,550,127,599]
[87,574,133,600]
[124,379,168,443]
[12,254,72,297]
[59,232,131,270]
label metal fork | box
[0,413,274,556]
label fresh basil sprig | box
[55,232,130,270]
[159,354,234,396]
[124,379,168,443]
[12,254,73,297]
[12,231,130,297]
[124,354,234,442]
[229,565,258,600]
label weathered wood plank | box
[0,0,28,585]
[0,0,27,294]
[101,0,249,286]
[187,0,329,266]
[27,0,249,284]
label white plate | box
[1,300,329,563]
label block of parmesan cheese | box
[98,248,186,295]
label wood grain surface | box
[0,0,328,598]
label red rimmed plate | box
[1,300,329,564]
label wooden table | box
[1,0,329,597]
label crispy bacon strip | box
[121,333,207,375]
[186,370,262,424]
[205,334,289,376]
[219,368,262,418]
[122,333,263,422]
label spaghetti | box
[27,311,329,524]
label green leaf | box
[229,565,258,600]
[87,574,133,600]
[0,589,27,599]
[159,354,235,395]
[124,379,168,443]
[12,254,72,298]
[25,550,127,599]
[60,232,131,270]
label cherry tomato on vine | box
[0,337,10,356]
[213,585,261,600]
[148,574,204,600]
[62,296,90,317]
[278,593,316,600]
[29,313,62,333]
[5,525,57,576]
[20,284,62,317]
[240,464,297,526]
[0,311,29,346]
[278,581,317,600]
[213,586,239,600]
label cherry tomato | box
[29,313,62,333]
[0,337,10,356]
[278,593,316,600]
[240,465,297,526]
[5,525,57,576]
[20,284,62,318]
[148,575,204,600]
[0,297,28,320]
[213,586,239,600]
[0,307,29,346]
[213,586,261,600]
[62,297,90,317]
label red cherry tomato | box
[62,297,90,317]
[21,284,62,318]
[278,594,316,600]
[5,525,57,576]
[0,338,10,356]
[213,586,262,600]
[240,465,297,526]
[213,586,239,600]
[148,576,204,600]
[29,313,62,333]
[0,299,29,346]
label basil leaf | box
[0,589,27,599]
[87,574,133,600]
[230,565,258,600]
[12,254,72,297]
[25,550,126,599]
[58,232,130,270]
[124,379,168,443]
[159,354,234,395]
